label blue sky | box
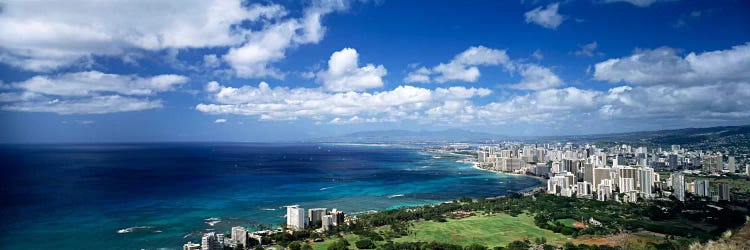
[1,0,749,142]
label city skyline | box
[1,0,749,143]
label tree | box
[534,237,547,245]
[288,241,302,250]
[355,239,376,249]
[465,243,487,250]
[328,238,349,250]
[506,241,530,250]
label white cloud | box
[532,49,544,60]
[316,48,387,92]
[196,81,491,122]
[12,71,188,97]
[329,116,384,124]
[0,0,286,71]
[524,3,565,29]
[223,0,350,79]
[203,54,221,68]
[403,46,510,83]
[593,43,750,86]
[600,82,750,121]
[507,64,565,90]
[574,41,602,57]
[214,118,228,123]
[1,95,163,115]
[0,71,188,114]
[403,67,431,83]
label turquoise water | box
[0,143,542,249]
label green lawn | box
[392,213,573,247]
[311,234,359,250]
[556,218,578,228]
[311,213,576,249]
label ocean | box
[0,143,543,249]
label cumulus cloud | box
[593,43,750,86]
[0,0,287,71]
[214,118,228,123]
[524,3,565,29]
[403,46,509,83]
[316,48,387,92]
[223,0,350,78]
[196,81,491,122]
[0,71,188,114]
[507,64,565,91]
[203,54,221,68]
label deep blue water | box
[0,143,542,249]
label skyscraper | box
[308,208,327,227]
[201,233,222,250]
[584,163,594,184]
[321,214,334,231]
[702,155,721,173]
[727,156,736,173]
[668,154,678,170]
[694,180,709,197]
[231,227,248,247]
[330,209,345,226]
[671,172,686,202]
[638,167,654,197]
[286,205,305,230]
[719,183,730,201]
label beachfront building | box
[308,208,327,227]
[321,214,334,231]
[183,242,200,250]
[331,209,345,226]
[286,205,305,230]
[201,233,222,250]
[231,226,248,248]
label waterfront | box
[0,143,543,249]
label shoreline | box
[470,162,547,183]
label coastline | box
[469,161,547,184]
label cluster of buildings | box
[183,227,269,250]
[474,143,746,203]
[183,206,347,250]
[286,205,346,231]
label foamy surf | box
[204,217,221,226]
[117,226,152,234]
[388,194,405,198]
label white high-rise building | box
[638,167,654,197]
[727,156,736,173]
[321,214,334,231]
[671,172,686,202]
[201,233,222,250]
[184,242,201,250]
[694,180,709,197]
[619,177,635,193]
[308,208,327,226]
[286,205,305,230]
[231,226,248,247]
